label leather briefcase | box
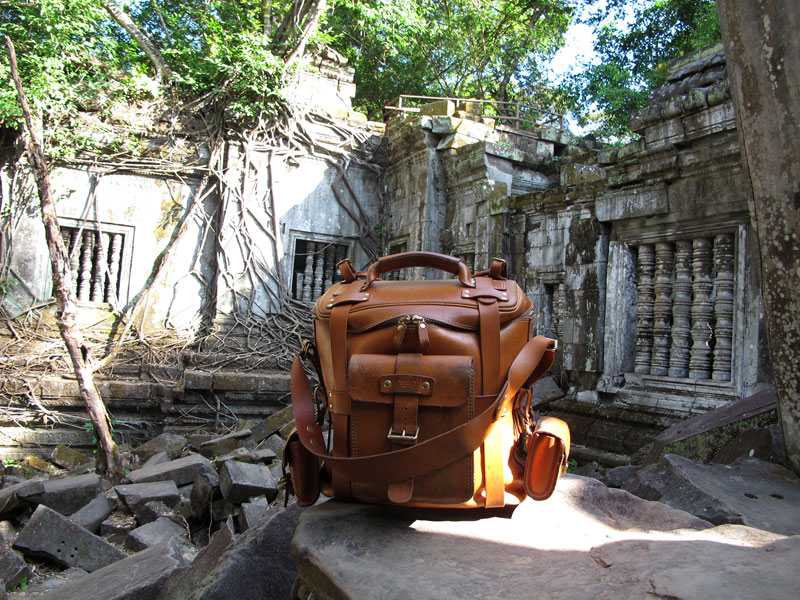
[287,251,570,508]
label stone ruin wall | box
[0,43,775,463]
[383,43,773,460]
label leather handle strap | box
[291,335,556,484]
[361,251,475,290]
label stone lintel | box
[596,184,669,222]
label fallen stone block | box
[69,494,117,534]
[100,512,137,545]
[188,433,216,452]
[251,447,277,465]
[37,536,193,600]
[28,473,107,515]
[238,498,269,532]
[199,430,255,458]
[0,478,45,517]
[51,445,92,470]
[135,501,182,526]
[0,547,29,591]
[125,454,216,487]
[161,504,304,600]
[257,434,286,458]
[17,566,87,597]
[625,454,800,534]
[134,433,186,462]
[603,465,640,489]
[13,505,125,572]
[189,473,219,520]
[214,448,253,464]
[115,480,180,512]
[219,461,277,504]
[211,499,235,522]
[139,451,170,470]
[126,517,187,552]
[23,455,51,473]
[711,424,786,465]
[249,406,295,442]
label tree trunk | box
[102,1,172,85]
[717,0,800,471]
[4,36,123,480]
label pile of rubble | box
[0,406,299,599]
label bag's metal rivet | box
[419,323,427,329]
[421,381,430,391]
[326,303,334,308]
[397,325,404,331]
[383,379,392,388]
[464,292,470,297]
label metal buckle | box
[387,426,420,444]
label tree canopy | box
[0,1,726,144]
[562,0,722,139]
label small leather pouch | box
[524,416,571,501]
[284,429,321,507]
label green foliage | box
[326,0,574,118]
[563,0,722,140]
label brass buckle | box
[387,426,420,444]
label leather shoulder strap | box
[291,336,556,485]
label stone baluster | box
[64,229,80,294]
[302,242,314,303]
[105,233,122,303]
[713,234,734,381]
[78,230,94,301]
[91,232,108,303]
[668,240,693,377]
[651,242,674,375]
[689,238,713,379]
[323,244,334,291]
[312,243,324,300]
[552,283,565,339]
[634,244,655,374]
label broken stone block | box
[51,445,92,470]
[69,494,116,534]
[237,497,269,532]
[211,499,235,522]
[625,455,800,535]
[711,424,786,465]
[134,433,186,462]
[140,451,170,470]
[249,406,295,442]
[18,566,87,597]
[0,547,29,591]
[531,375,565,408]
[158,524,235,599]
[603,465,640,489]
[125,454,215,487]
[189,473,219,520]
[36,536,192,600]
[23,455,51,473]
[0,478,45,516]
[187,434,216,452]
[115,480,181,513]
[219,460,277,504]
[13,505,125,572]
[100,512,137,545]
[213,447,253,464]
[199,430,255,458]
[258,434,286,458]
[251,447,277,465]
[135,501,182,526]
[126,517,187,552]
[28,473,107,515]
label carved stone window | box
[59,220,132,306]
[291,238,351,301]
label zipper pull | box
[393,316,409,348]
[412,315,430,347]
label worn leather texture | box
[289,251,570,508]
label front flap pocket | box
[348,354,473,407]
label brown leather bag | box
[288,251,570,508]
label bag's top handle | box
[360,251,475,291]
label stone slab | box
[50,445,92,470]
[37,536,193,600]
[134,433,186,463]
[69,494,116,533]
[0,547,29,591]
[625,455,800,534]
[596,183,668,222]
[0,479,45,517]
[238,498,269,532]
[161,504,304,600]
[125,454,215,487]
[199,431,256,458]
[126,517,187,552]
[219,461,277,504]
[115,481,181,512]
[29,473,107,515]
[13,505,125,572]
[100,512,137,545]
[292,477,794,600]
